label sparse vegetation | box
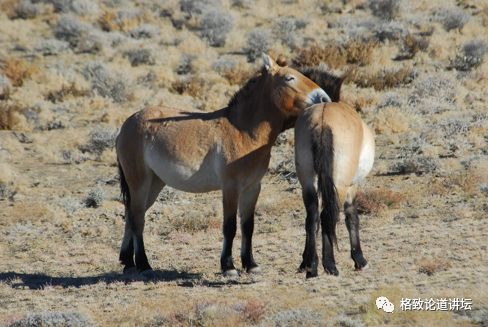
[200,9,234,47]
[0,0,487,326]
[356,189,404,215]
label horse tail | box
[311,120,340,248]
[118,156,131,216]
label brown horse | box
[116,54,331,278]
[294,70,375,278]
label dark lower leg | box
[221,216,237,273]
[321,211,339,276]
[241,217,258,271]
[120,217,135,272]
[345,201,368,270]
[300,190,320,278]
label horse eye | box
[285,76,295,82]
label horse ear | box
[276,55,289,67]
[262,53,276,73]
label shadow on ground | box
[0,270,258,289]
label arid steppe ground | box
[0,0,487,326]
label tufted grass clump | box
[397,32,430,60]
[80,127,118,156]
[54,14,102,53]
[356,188,404,215]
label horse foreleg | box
[299,186,320,278]
[239,182,261,274]
[221,185,239,277]
[345,185,368,271]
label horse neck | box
[228,85,284,147]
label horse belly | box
[146,146,222,193]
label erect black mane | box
[227,67,266,108]
[297,67,347,102]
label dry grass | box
[0,1,487,326]
[2,59,37,87]
[355,188,405,215]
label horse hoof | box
[222,269,239,278]
[247,266,262,275]
[357,263,370,271]
[324,268,339,276]
[140,269,156,280]
[123,267,138,276]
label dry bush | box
[0,102,26,130]
[221,67,256,86]
[372,106,409,134]
[97,9,147,32]
[123,48,155,66]
[45,82,89,103]
[3,59,36,87]
[435,7,470,32]
[148,299,266,327]
[355,188,404,215]
[292,44,346,69]
[168,211,220,233]
[352,66,414,90]
[397,32,430,60]
[419,257,451,276]
[344,38,377,66]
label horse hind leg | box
[120,171,165,279]
[239,182,261,274]
[344,184,369,271]
[299,185,320,279]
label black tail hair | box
[311,123,340,248]
[118,158,131,216]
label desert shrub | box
[84,184,105,208]
[45,82,89,103]
[373,106,409,134]
[98,8,146,32]
[7,311,93,327]
[397,32,429,60]
[267,308,323,327]
[435,7,469,32]
[128,24,157,39]
[124,48,155,66]
[2,59,36,87]
[244,29,270,62]
[452,39,488,71]
[80,127,118,156]
[176,54,197,75]
[12,0,40,19]
[200,9,234,47]
[211,57,235,74]
[409,74,458,114]
[54,14,101,53]
[356,189,404,214]
[169,210,220,233]
[35,39,70,56]
[292,44,346,69]
[0,74,11,90]
[368,0,402,21]
[352,66,415,90]
[0,103,26,131]
[82,62,132,103]
[274,17,299,49]
[373,21,408,42]
[389,156,440,175]
[180,0,220,16]
[344,38,377,66]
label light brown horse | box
[294,70,375,278]
[116,54,331,278]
